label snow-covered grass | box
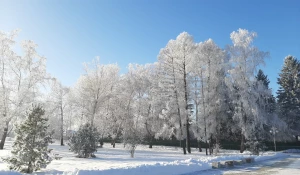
[0,138,289,175]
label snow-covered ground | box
[0,139,292,175]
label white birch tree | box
[158,32,196,154]
[0,30,48,149]
[46,78,70,146]
[226,29,269,153]
[72,58,119,126]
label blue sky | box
[0,0,299,93]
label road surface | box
[184,153,300,175]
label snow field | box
[0,139,290,175]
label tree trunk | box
[240,134,245,153]
[215,134,220,155]
[183,61,191,154]
[27,161,32,173]
[273,132,276,152]
[182,139,187,154]
[186,124,191,153]
[149,135,153,148]
[200,69,208,155]
[145,105,154,149]
[60,105,64,146]
[198,140,202,152]
[0,121,9,150]
[170,57,185,155]
[209,136,213,155]
[179,140,181,148]
[111,139,116,148]
[194,78,201,152]
[205,140,208,155]
[100,140,104,148]
[0,127,8,150]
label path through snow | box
[184,153,300,175]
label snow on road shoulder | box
[255,152,289,162]
[282,149,300,153]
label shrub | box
[68,123,100,158]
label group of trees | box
[1,28,299,163]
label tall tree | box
[46,78,70,146]
[158,32,196,154]
[191,39,229,155]
[247,69,275,154]
[226,29,269,153]
[118,64,149,157]
[277,55,300,137]
[72,58,119,126]
[0,30,48,149]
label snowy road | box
[184,154,300,175]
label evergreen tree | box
[256,69,276,115]
[256,69,270,88]
[277,55,300,136]
[68,123,100,158]
[246,70,274,155]
[3,105,52,173]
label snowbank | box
[63,153,287,175]
[69,159,210,175]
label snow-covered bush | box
[3,105,53,173]
[123,127,143,158]
[245,140,266,155]
[68,123,100,158]
[213,143,222,156]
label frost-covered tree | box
[254,70,276,142]
[157,59,185,151]
[46,78,70,146]
[72,58,119,126]
[158,32,196,154]
[68,123,100,158]
[3,105,52,173]
[0,30,48,149]
[277,55,300,137]
[226,29,269,153]
[191,39,229,155]
[118,64,150,157]
[126,63,164,148]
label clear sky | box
[0,0,299,94]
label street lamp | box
[270,126,278,152]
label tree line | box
[0,28,299,156]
